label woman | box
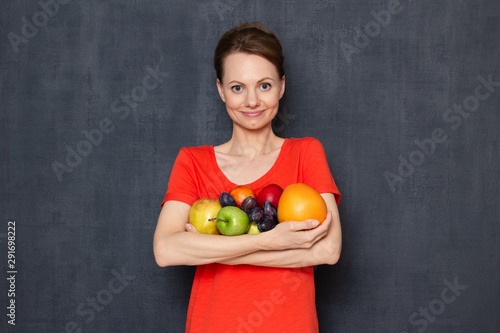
[153,22,342,332]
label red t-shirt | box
[161,137,341,333]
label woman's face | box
[216,52,285,131]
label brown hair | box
[214,22,285,83]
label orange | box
[277,183,327,224]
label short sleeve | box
[302,138,341,206]
[161,148,199,208]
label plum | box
[262,201,277,222]
[258,217,278,232]
[219,192,237,207]
[248,207,264,223]
[241,196,258,214]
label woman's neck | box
[223,125,283,158]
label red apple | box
[257,184,283,209]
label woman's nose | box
[244,89,260,108]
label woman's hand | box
[262,211,332,251]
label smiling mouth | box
[242,110,265,117]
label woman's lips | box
[242,111,264,118]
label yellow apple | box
[188,198,222,234]
[247,222,261,234]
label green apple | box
[188,198,222,234]
[247,222,261,234]
[216,206,250,236]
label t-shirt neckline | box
[209,138,288,187]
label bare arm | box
[153,200,328,267]
[215,193,342,267]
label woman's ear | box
[279,75,286,99]
[216,79,226,103]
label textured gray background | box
[1,0,499,332]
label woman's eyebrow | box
[227,77,275,85]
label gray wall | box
[1,0,499,332]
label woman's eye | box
[261,83,271,90]
[231,86,242,92]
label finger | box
[321,213,332,229]
[310,212,332,229]
[323,211,332,224]
[185,223,199,233]
[308,219,331,239]
[309,226,329,244]
[291,219,320,231]
[299,215,331,231]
